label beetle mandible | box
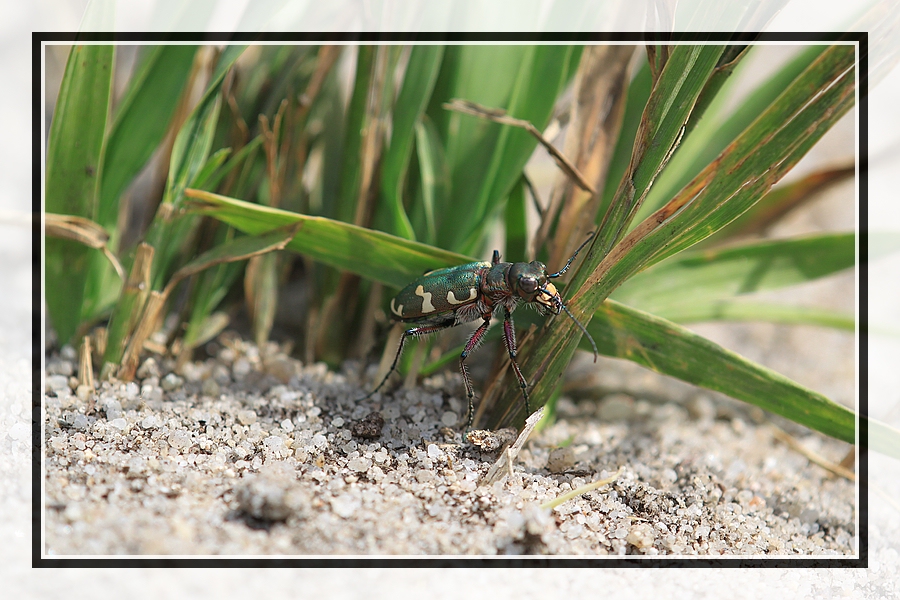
[365,233,599,431]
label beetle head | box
[508,261,553,305]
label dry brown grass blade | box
[45,213,125,280]
[481,406,545,485]
[540,45,635,269]
[443,98,596,196]
[771,426,856,482]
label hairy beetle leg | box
[361,323,450,401]
[460,316,492,431]
[501,308,530,415]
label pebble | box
[201,378,220,397]
[237,410,257,425]
[168,430,192,450]
[137,357,160,379]
[232,358,252,380]
[347,457,371,472]
[46,375,71,393]
[330,495,360,518]
[265,355,296,383]
[547,447,576,473]
[161,373,184,391]
[237,475,303,521]
[47,360,74,376]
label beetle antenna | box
[541,287,599,362]
[548,231,595,279]
[560,302,599,362]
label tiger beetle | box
[364,233,599,431]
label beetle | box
[365,234,599,431]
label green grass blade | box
[657,300,855,330]
[185,189,474,288]
[380,45,444,240]
[45,45,115,344]
[586,45,856,306]
[334,46,375,224]
[583,300,856,444]
[99,45,198,231]
[597,60,652,229]
[597,45,726,254]
[429,45,580,254]
[413,115,448,246]
[641,45,827,219]
[495,45,855,432]
[144,46,246,289]
[504,177,528,262]
[611,233,855,315]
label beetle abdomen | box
[389,261,490,321]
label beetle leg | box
[363,323,452,400]
[501,308,530,416]
[460,315,492,431]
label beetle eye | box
[519,277,538,294]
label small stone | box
[140,384,163,405]
[109,418,127,430]
[350,412,384,439]
[46,375,71,393]
[427,443,442,459]
[75,385,93,402]
[201,378,220,397]
[161,373,184,391]
[137,357,161,379]
[141,415,159,429]
[121,382,140,400]
[265,355,296,384]
[547,447,576,473]
[237,474,304,521]
[626,524,656,549]
[237,410,257,426]
[167,430,192,450]
[347,457,372,472]
[332,417,344,428]
[330,495,360,518]
[72,414,89,430]
[102,398,123,420]
[440,411,458,427]
[232,358,252,380]
[415,469,435,483]
[280,419,294,433]
[47,360,74,377]
[263,436,285,453]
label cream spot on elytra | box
[447,288,476,305]
[390,297,404,317]
[415,285,435,313]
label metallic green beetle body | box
[389,261,491,326]
[366,235,598,431]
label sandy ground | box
[41,333,860,557]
